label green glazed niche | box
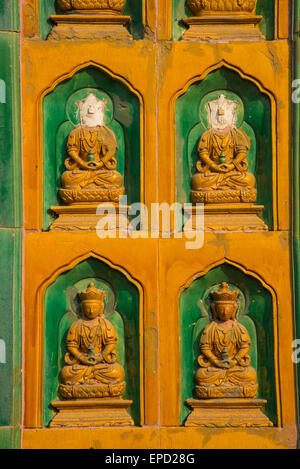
[43,257,140,427]
[172,0,275,40]
[175,66,273,229]
[179,263,277,426]
[43,65,141,230]
[39,0,144,40]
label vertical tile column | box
[0,0,22,450]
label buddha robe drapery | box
[60,316,124,386]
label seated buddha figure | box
[191,94,257,204]
[59,283,125,399]
[194,282,258,399]
[60,93,124,204]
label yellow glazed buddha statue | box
[185,282,272,427]
[194,282,258,399]
[184,93,267,231]
[50,92,129,230]
[191,94,257,205]
[59,283,125,399]
[49,0,131,40]
[59,93,124,205]
[182,0,264,41]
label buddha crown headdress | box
[79,283,106,302]
[211,282,239,303]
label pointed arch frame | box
[26,250,144,428]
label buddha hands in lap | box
[59,283,125,399]
[191,94,257,204]
[194,282,258,399]
[60,93,124,204]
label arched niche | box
[179,262,277,426]
[42,257,141,427]
[175,66,274,228]
[39,0,144,40]
[43,64,141,230]
[172,0,275,41]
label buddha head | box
[207,94,238,131]
[57,0,126,15]
[210,282,239,322]
[187,0,257,16]
[76,93,108,128]
[79,283,106,319]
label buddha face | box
[81,299,104,319]
[207,94,238,131]
[76,94,107,128]
[213,302,237,322]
